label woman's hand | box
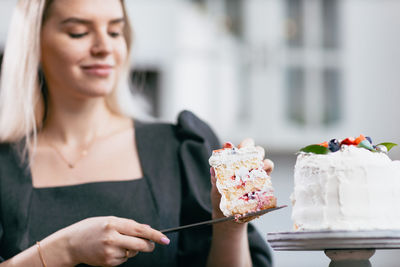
[210,138,274,221]
[59,216,169,266]
[208,138,273,266]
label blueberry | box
[328,139,340,152]
[366,136,373,144]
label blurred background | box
[1,0,400,266]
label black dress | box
[0,110,273,266]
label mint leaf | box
[299,145,329,154]
[377,142,398,152]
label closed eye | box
[109,32,121,38]
[69,32,88,38]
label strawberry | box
[240,194,249,201]
[223,142,234,149]
[341,137,356,146]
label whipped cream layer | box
[209,146,265,167]
[291,145,400,231]
[209,145,275,217]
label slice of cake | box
[291,135,400,231]
[209,141,276,219]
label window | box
[323,68,341,125]
[322,0,339,49]
[286,0,304,48]
[284,0,341,127]
[287,67,306,125]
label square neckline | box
[27,119,146,189]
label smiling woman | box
[40,0,128,98]
[0,0,273,266]
[0,0,138,150]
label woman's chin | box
[75,88,114,99]
[75,82,116,97]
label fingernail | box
[210,167,215,177]
[161,237,170,245]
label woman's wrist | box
[208,219,251,267]
[212,219,248,239]
[40,229,77,267]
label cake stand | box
[267,230,400,267]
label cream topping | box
[209,146,264,167]
[291,145,400,230]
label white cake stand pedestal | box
[267,230,400,267]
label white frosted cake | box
[209,142,276,218]
[291,136,400,231]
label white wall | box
[0,0,15,48]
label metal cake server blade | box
[161,205,287,234]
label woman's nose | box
[91,32,112,56]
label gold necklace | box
[47,126,132,169]
[48,138,95,169]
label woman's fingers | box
[124,249,138,259]
[263,159,274,175]
[64,216,169,267]
[210,167,216,183]
[106,217,170,245]
[117,233,156,253]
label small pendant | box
[68,163,75,168]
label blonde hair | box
[0,0,148,157]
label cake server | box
[161,205,287,234]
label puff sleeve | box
[176,110,273,267]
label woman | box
[0,0,274,266]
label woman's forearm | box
[1,245,47,267]
[1,229,75,267]
[206,222,252,267]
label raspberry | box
[223,142,234,149]
[341,137,356,146]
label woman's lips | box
[81,64,113,77]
